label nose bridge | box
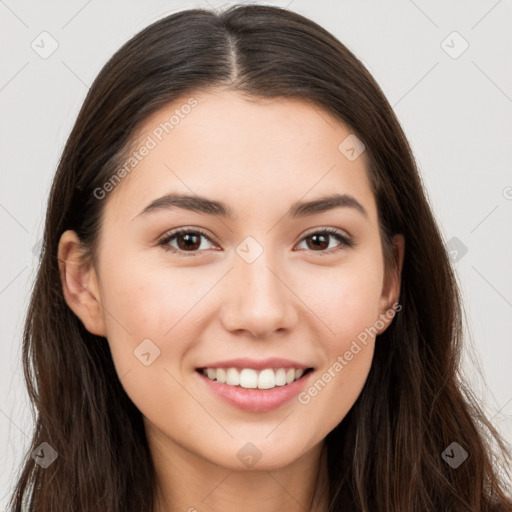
[220,236,297,336]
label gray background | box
[1,0,511,506]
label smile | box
[199,367,312,390]
[196,365,314,412]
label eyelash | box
[157,227,354,257]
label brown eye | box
[296,229,353,255]
[159,229,215,256]
[305,233,330,251]
[175,232,202,251]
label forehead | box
[104,88,376,222]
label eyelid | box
[300,225,352,241]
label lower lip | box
[197,370,312,412]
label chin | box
[200,435,316,472]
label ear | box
[57,230,107,337]
[376,234,405,334]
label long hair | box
[9,4,512,511]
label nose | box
[219,251,299,338]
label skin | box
[58,88,404,512]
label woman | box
[9,4,511,511]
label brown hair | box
[9,4,512,511]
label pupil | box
[179,233,200,251]
[310,234,328,250]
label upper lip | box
[197,357,313,370]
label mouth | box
[196,366,314,390]
[195,365,315,412]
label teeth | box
[216,368,226,384]
[257,368,275,389]
[240,369,258,389]
[201,367,308,389]
[226,368,240,386]
[275,368,287,386]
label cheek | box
[293,254,383,423]
[296,294,378,440]
[96,256,203,387]
[301,251,384,344]
[99,253,208,341]
[296,345,374,446]
[95,259,201,426]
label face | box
[59,88,403,472]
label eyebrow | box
[134,192,368,220]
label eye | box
[295,228,354,255]
[158,227,354,257]
[158,228,217,256]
